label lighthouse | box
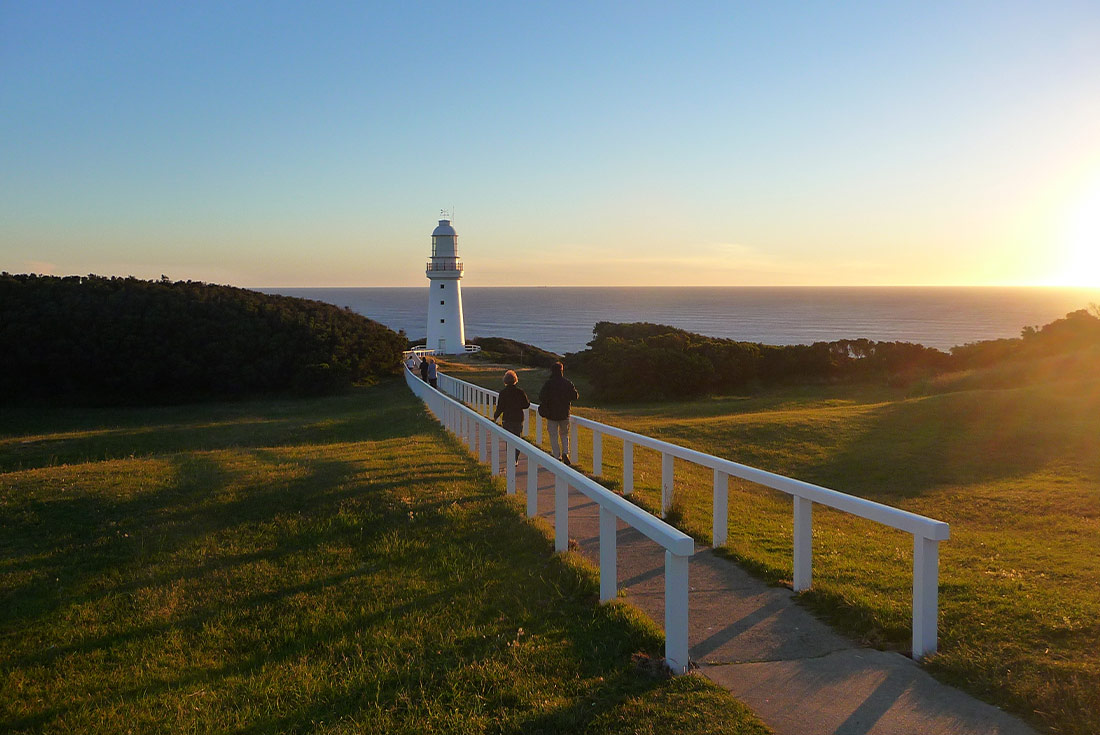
[425,217,466,354]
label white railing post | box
[491,428,501,476]
[599,506,617,602]
[569,421,579,461]
[665,550,690,674]
[505,440,516,494]
[793,496,813,592]
[713,470,728,547]
[467,415,476,453]
[479,422,489,463]
[913,535,940,658]
[526,458,539,517]
[555,474,568,552]
[623,441,634,495]
[593,431,603,475]
[661,453,674,516]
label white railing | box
[404,345,482,358]
[433,370,950,659]
[405,367,694,673]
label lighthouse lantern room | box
[425,217,466,354]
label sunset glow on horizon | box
[2,3,1099,289]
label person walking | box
[494,370,530,465]
[538,361,579,465]
[418,355,430,382]
[426,357,438,389]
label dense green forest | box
[0,274,406,403]
[567,308,1100,402]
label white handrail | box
[433,368,950,659]
[404,367,694,673]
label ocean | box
[261,287,1100,355]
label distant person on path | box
[418,355,430,382]
[426,357,438,389]
[406,354,419,372]
[494,370,530,465]
[538,361,579,465]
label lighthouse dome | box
[432,220,456,237]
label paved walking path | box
[510,457,1037,735]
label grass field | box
[0,381,768,734]
[443,356,1100,735]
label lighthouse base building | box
[425,218,467,354]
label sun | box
[1048,177,1100,287]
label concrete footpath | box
[514,458,1037,735]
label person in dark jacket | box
[538,361,579,465]
[493,370,530,464]
[418,355,430,382]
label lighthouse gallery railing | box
[420,368,950,660]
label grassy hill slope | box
[0,381,767,734]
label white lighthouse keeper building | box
[425,218,466,354]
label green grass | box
[0,380,768,734]
[444,358,1100,735]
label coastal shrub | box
[951,308,1100,369]
[570,311,1100,402]
[0,273,406,403]
[470,336,561,367]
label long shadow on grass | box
[0,447,469,645]
[3,390,709,733]
[774,390,1072,500]
[1,442,474,728]
[0,380,422,472]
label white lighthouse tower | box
[425,216,466,354]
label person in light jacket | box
[494,370,530,465]
[537,361,579,465]
[426,358,438,389]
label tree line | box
[566,308,1100,402]
[0,274,407,404]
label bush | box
[0,274,406,403]
[572,310,1100,403]
[470,336,561,367]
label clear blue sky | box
[3,1,1099,287]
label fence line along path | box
[404,366,695,673]
[403,365,1039,734]
[428,366,949,659]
